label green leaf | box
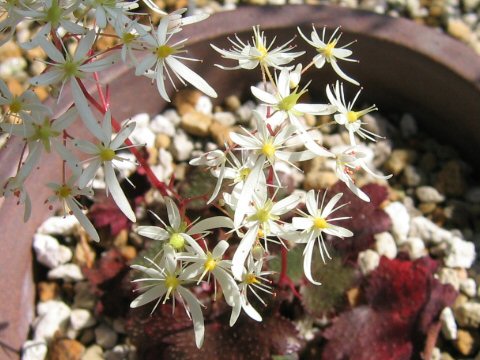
[270,245,305,285]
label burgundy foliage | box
[88,196,131,236]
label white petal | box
[241,297,262,321]
[231,224,258,280]
[177,286,205,349]
[187,216,234,235]
[71,79,104,136]
[66,198,100,242]
[30,70,63,86]
[78,160,101,188]
[104,161,136,222]
[324,224,353,238]
[181,233,204,255]
[294,103,336,115]
[165,197,180,229]
[229,132,259,149]
[166,56,217,98]
[212,240,230,258]
[303,237,321,285]
[155,61,170,102]
[130,285,166,308]
[322,193,343,217]
[271,194,301,215]
[330,60,359,86]
[137,226,169,240]
[213,267,239,306]
[74,30,96,62]
[292,217,312,231]
[233,158,263,228]
[110,122,136,149]
[250,86,277,105]
[305,190,317,216]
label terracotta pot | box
[1,4,480,356]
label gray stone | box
[416,186,445,203]
[95,324,118,350]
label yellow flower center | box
[169,233,185,250]
[62,60,79,79]
[256,44,268,60]
[9,98,22,114]
[99,147,116,162]
[46,1,62,27]
[255,208,271,223]
[204,257,217,272]
[313,217,328,229]
[31,118,60,152]
[156,45,176,59]
[245,273,259,284]
[122,32,137,44]
[239,167,251,181]
[322,42,336,58]
[165,274,180,290]
[347,111,358,123]
[261,142,276,158]
[57,185,72,198]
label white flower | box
[141,0,167,15]
[136,197,234,254]
[292,190,353,285]
[165,8,209,33]
[189,149,226,204]
[250,67,335,156]
[0,79,51,123]
[231,182,301,280]
[326,81,380,145]
[18,0,85,49]
[298,25,359,85]
[334,146,392,202]
[112,17,149,66]
[0,0,35,46]
[231,256,274,323]
[74,110,137,222]
[180,240,241,325]
[82,0,139,29]
[46,176,99,242]
[211,25,304,71]
[30,31,118,135]
[134,15,216,102]
[130,245,205,348]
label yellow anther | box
[204,257,217,271]
[313,217,328,229]
[261,142,276,158]
[239,168,251,180]
[9,98,22,113]
[99,148,116,162]
[323,42,336,58]
[347,111,358,123]
[156,45,176,59]
[57,185,72,198]
[165,274,179,290]
[245,273,259,284]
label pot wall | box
[1,4,480,355]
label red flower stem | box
[76,79,174,198]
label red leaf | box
[88,196,131,236]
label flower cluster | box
[0,3,392,349]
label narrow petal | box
[330,60,359,86]
[271,193,301,215]
[303,237,322,285]
[250,86,277,105]
[233,158,263,228]
[74,30,96,62]
[232,224,259,280]
[71,79,104,136]
[187,216,234,235]
[67,198,100,242]
[130,284,166,308]
[104,161,136,222]
[177,287,205,349]
[136,226,169,240]
[165,197,180,229]
[292,217,312,231]
[322,192,343,217]
[212,240,230,258]
[241,297,262,321]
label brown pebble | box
[346,287,361,307]
[114,229,129,248]
[155,133,171,149]
[181,111,212,137]
[120,246,137,261]
[225,95,241,111]
[48,338,85,360]
[384,149,416,175]
[37,282,59,302]
[304,170,338,190]
[209,122,232,146]
[173,89,202,114]
[435,161,466,197]
[419,202,437,215]
[454,329,479,356]
[147,147,158,165]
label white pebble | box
[384,202,410,243]
[213,111,236,126]
[416,186,445,203]
[163,109,181,125]
[374,232,397,259]
[403,237,426,259]
[150,114,175,136]
[455,302,480,328]
[95,324,118,350]
[22,340,48,360]
[0,57,27,78]
[171,130,194,161]
[460,278,477,298]
[34,301,71,341]
[83,345,104,360]
[129,123,155,149]
[37,215,79,236]
[409,216,452,244]
[438,268,461,291]
[358,250,380,275]
[440,307,457,340]
[48,264,84,282]
[105,344,136,360]
[195,95,213,114]
[70,309,96,331]
[33,234,72,269]
[152,149,174,182]
[444,236,476,268]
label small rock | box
[384,149,416,175]
[374,232,397,259]
[439,268,462,291]
[38,215,79,236]
[112,318,126,334]
[358,249,380,275]
[402,165,424,187]
[435,160,466,197]
[155,133,171,149]
[455,302,480,328]
[235,101,254,125]
[419,202,437,215]
[448,19,473,42]
[399,113,418,137]
[82,345,104,360]
[444,237,476,268]
[150,114,176,136]
[303,170,338,190]
[416,186,445,203]
[34,301,71,341]
[95,324,118,350]
[409,216,452,244]
[463,0,480,11]
[48,338,85,360]
[466,187,480,203]
[162,109,181,125]
[402,237,427,259]
[37,282,60,302]
[454,329,478,356]
[440,307,457,340]
[70,309,96,331]
[152,148,174,182]
[225,95,241,111]
[170,130,193,161]
[384,202,410,243]
[195,95,213,114]
[213,111,236,126]
[22,340,48,360]
[460,278,477,298]
[74,242,96,267]
[48,264,84,282]
[73,282,96,310]
[119,245,137,261]
[105,344,137,360]
[181,111,212,137]
[209,121,232,146]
